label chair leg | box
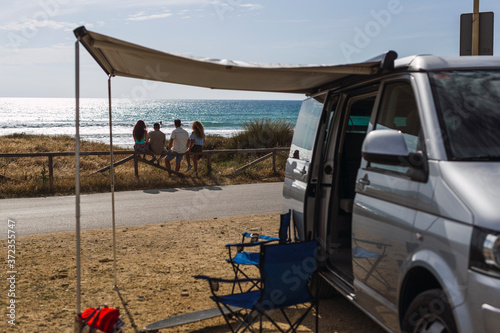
[281,304,315,333]
[235,309,259,333]
[215,302,238,333]
[229,263,260,294]
[315,299,319,333]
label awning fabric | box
[74,26,394,95]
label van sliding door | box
[352,78,423,328]
[283,93,328,241]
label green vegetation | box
[0,119,293,199]
[225,118,294,149]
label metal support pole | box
[75,40,82,314]
[108,76,118,288]
[472,0,480,55]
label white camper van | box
[283,53,500,333]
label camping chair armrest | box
[194,275,259,284]
[241,232,279,242]
[194,275,260,295]
[225,239,277,249]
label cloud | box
[254,19,309,24]
[0,19,76,32]
[127,11,173,21]
[239,3,264,11]
[0,44,74,67]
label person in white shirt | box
[165,119,191,172]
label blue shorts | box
[134,143,150,153]
[165,152,184,163]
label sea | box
[0,98,302,148]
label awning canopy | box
[74,26,397,95]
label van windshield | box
[430,70,500,161]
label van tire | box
[401,289,457,333]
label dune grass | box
[225,118,294,150]
[0,120,292,199]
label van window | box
[346,96,375,134]
[339,94,377,200]
[290,97,325,162]
[372,81,421,174]
[430,70,500,160]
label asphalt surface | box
[0,182,284,238]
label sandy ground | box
[1,213,385,333]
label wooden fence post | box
[272,150,276,173]
[134,153,139,178]
[48,155,54,192]
[207,154,212,175]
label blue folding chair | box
[196,240,318,333]
[225,210,294,293]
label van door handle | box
[299,167,307,175]
[358,177,370,186]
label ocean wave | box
[0,98,300,147]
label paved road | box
[0,182,284,238]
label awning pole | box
[108,76,118,288]
[75,40,82,314]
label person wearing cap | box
[165,119,191,172]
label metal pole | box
[108,76,118,288]
[75,40,82,314]
[472,0,480,55]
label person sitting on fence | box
[133,120,150,157]
[165,119,191,172]
[187,120,205,175]
[148,122,167,164]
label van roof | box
[395,55,500,72]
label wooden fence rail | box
[0,147,290,192]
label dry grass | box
[0,134,288,199]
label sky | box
[1,0,499,100]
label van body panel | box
[282,173,307,239]
[439,162,500,229]
[415,161,473,223]
[407,218,472,306]
[352,193,414,326]
[353,278,400,332]
[465,271,500,333]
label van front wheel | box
[401,289,457,333]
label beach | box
[0,213,384,333]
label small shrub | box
[203,134,227,151]
[225,118,294,150]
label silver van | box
[283,53,500,333]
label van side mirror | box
[362,129,428,182]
